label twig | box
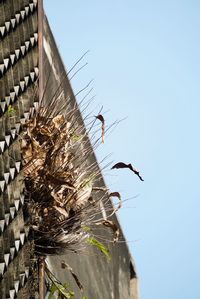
[38,256,46,299]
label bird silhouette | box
[111,162,144,181]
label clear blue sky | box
[44,1,200,298]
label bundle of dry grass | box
[21,92,118,255]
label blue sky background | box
[44,1,200,298]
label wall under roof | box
[0,1,38,298]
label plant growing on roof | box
[21,92,120,256]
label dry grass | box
[21,90,119,255]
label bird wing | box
[130,164,144,181]
[138,174,144,181]
[111,162,128,169]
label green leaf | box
[8,105,16,115]
[58,283,74,298]
[87,237,111,261]
[48,283,58,299]
[54,283,74,299]
[71,133,82,141]
[82,226,91,232]
[46,265,75,299]
[81,173,96,188]
[47,280,74,299]
[69,128,82,141]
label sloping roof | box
[0,1,139,298]
[43,16,139,299]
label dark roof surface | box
[0,1,138,298]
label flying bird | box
[111,162,144,181]
[95,114,105,143]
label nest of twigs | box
[21,97,119,255]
